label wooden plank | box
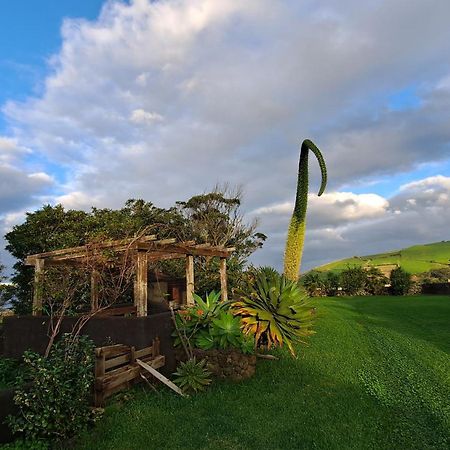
[136,359,185,396]
[219,257,228,303]
[134,346,153,360]
[105,353,131,370]
[137,242,231,258]
[136,251,148,317]
[91,269,100,311]
[32,258,45,316]
[25,235,157,264]
[98,344,130,358]
[186,255,194,306]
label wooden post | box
[91,270,100,311]
[219,257,228,302]
[136,251,148,317]
[32,258,45,316]
[186,255,194,306]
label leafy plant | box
[0,358,23,389]
[283,139,327,281]
[173,358,212,394]
[390,267,412,295]
[7,334,96,441]
[340,266,368,295]
[173,291,254,354]
[233,267,315,356]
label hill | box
[314,241,450,275]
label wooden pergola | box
[25,235,234,317]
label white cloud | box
[1,0,450,272]
[130,109,164,125]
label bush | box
[173,291,254,355]
[340,266,368,295]
[390,267,412,295]
[302,271,325,297]
[7,334,96,441]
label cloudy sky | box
[1,0,450,274]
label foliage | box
[365,267,388,295]
[390,267,412,295]
[323,271,340,296]
[5,189,265,314]
[283,139,327,281]
[173,291,254,354]
[340,266,368,295]
[7,334,96,441]
[0,358,23,389]
[233,267,315,356]
[302,271,325,296]
[173,357,212,394]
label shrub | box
[323,271,340,296]
[390,267,412,295]
[365,267,388,295]
[173,291,254,354]
[233,267,315,357]
[0,358,23,389]
[302,271,325,297]
[173,357,212,394]
[340,266,368,295]
[7,334,96,441]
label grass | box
[315,240,450,274]
[73,295,450,450]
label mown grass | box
[70,295,449,449]
[316,240,450,274]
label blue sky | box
[1,0,449,274]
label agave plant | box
[233,267,314,357]
[284,139,327,281]
[173,357,212,394]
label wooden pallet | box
[94,338,165,406]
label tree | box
[390,267,412,295]
[340,266,368,295]
[302,271,325,297]
[283,140,327,281]
[4,191,265,313]
[0,263,14,310]
[323,271,340,296]
[365,267,388,295]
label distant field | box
[315,241,450,274]
[75,296,450,450]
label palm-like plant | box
[233,267,315,356]
[284,139,327,281]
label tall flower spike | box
[283,139,327,281]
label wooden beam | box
[137,242,231,258]
[25,234,158,265]
[32,258,45,316]
[91,269,100,311]
[136,251,148,317]
[136,359,185,396]
[186,255,194,306]
[219,257,228,303]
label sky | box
[1,0,450,275]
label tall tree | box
[283,140,327,281]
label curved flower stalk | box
[283,139,327,281]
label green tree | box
[302,271,325,297]
[323,271,340,296]
[340,266,368,296]
[365,267,388,295]
[390,267,412,296]
[283,139,327,281]
[5,192,264,313]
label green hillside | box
[315,241,450,275]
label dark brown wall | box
[421,283,450,295]
[2,313,176,373]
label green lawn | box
[75,295,450,450]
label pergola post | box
[219,257,228,302]
[186,255,194,306]
[136,251,148,317]
[91,270,100,311]
[32,258,45,316]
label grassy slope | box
[315,241,450,274]
[75,296,450,450]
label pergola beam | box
[32,258,45,316]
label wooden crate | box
[94,338,164,406]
